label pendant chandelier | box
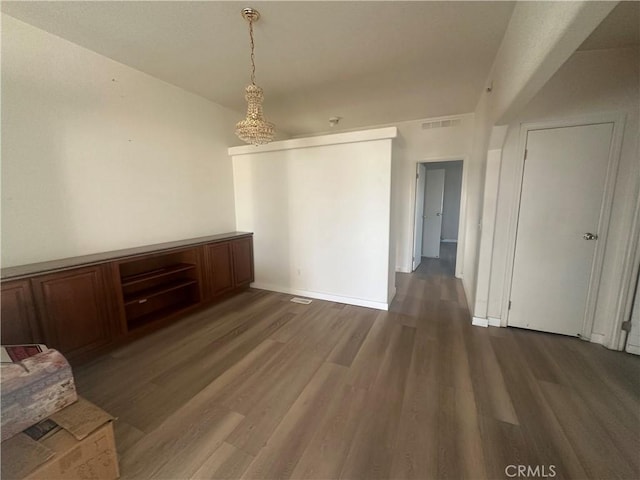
[235,8,275,146]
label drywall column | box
[230,127,397,310]
[472,127,507,327]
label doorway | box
[507,123,615,336]
[412,160,463,276]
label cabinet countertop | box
[1,232,253,281]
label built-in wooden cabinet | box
[30,266,114,359]
[0,233,253,363]
[0,280,41,345]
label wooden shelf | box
[127,300,198,331]
[123,279,197,306]
[121,263,196,287]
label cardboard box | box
[1,347,77,441]
[1,397,119,480]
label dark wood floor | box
[415,242,457,278]
[75,250,640,479]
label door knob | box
[436,212,442,216]
[583,233,598,240]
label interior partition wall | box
[229,127,398,310]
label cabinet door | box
[31,266,113,358]
[232,237,254,287]
[205,242,234,297]
[1,280,42,345]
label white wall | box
[486,47,640,345]
[1,15,241,267]
[424,161,463,242]
[231,130,396,310]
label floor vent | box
[422,118,462,130]
[290,297,312,305]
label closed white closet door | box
[508,123,613,336]
[422,168,445,258]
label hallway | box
[414,242,457,278]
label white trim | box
[412,163,425,271]
[625,344,640,356]
[388,286,397,304]
[488,317,501,327]
[609,182,640,350]
[250,283,389,311]
[228,127,398,156]
[582,115,626,342]
[441,239,458,243]
[472,316,489,328]
[590,333,606,345]
[502,113,627,342]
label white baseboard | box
[625,343,640,355]
[388,286,397,304]
[441,239,458,243]
[250,283,389,311]
[472,316,489,328]
[488,317,501,327]
[590,333,606,345]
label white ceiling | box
[2,1,520,135]
[2,1,638,136]
[579,1,640,52]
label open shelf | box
[123,279,197,306]
[126,300,198,331]
[118,247,202,332]
[121,263,196,287]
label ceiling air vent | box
[422,118,461,130]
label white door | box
[412,164,427,271]
[422,169,445,258]
[508,123,613,336]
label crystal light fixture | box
[235,8,275,146]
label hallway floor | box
[414,242,457,278]
[74,250,640,479]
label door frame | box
[411,156,467,279]
[501,113,626,341]
[412,163,427,271]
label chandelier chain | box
[249,17,256,85]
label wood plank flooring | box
[75,250,640,479]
